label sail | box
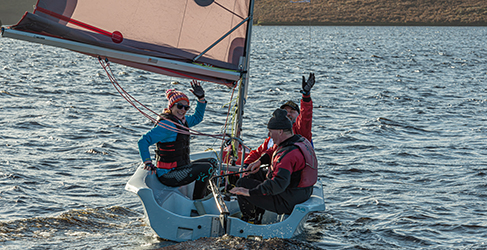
[1,0,253,86]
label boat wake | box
[162,234,322,250]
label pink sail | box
[6,0,253,86]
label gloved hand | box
[144,161,157,175]
[300,73,315,95]
[190,79,205,100]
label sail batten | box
[193,16,250,63]
[2,0,252,85]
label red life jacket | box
[274,135,318,188]
[293,137,318,187]
[154,114,190,169]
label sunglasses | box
[175,103,190,111]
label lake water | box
[1,26,486,249]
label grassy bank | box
[1,0,486,26]
[0,0,36,26]
[254,0,487,26]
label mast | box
[235,0,255,141]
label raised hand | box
[301,73,315,95]
[190,79,205,100]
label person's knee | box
[208,158,218,168]
[235,176,246,187]
[202,158,217,175]
[236,176,257,189]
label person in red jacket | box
[230,109,318,223]
[243,73,315,165]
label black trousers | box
[158,158,217,200]
[236,170,313,218]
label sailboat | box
[1,0,325,242]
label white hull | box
[125,151,325,242]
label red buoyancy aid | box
[154,114,190,169]
[274,135,318,188]
[294,137,318,187]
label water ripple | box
[1,26,487,249]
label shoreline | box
[253,21,487,26]
[254,0,487,28]
[1,0,487,28]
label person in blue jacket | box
[138,80,217,200]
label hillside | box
[254,0,487,25]
[1,0,486,26]
[0,0,36,26]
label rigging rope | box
[99,57,248,191]
[97,57,230,140]
[291,0,313,72]
[308,0,312,72]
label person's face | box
[283,106,298,124]
[170,100,189,120]
[268,129,284,145]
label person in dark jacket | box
[230,109,318,223]
[138,80,217,200]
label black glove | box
[144,162,156,174]
[300,73,315,95]
[190,79,205,99]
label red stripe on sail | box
[36,7,123,43]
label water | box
[1,26,487,249]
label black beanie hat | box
[267,109,293,130]
[280,100,300,114]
